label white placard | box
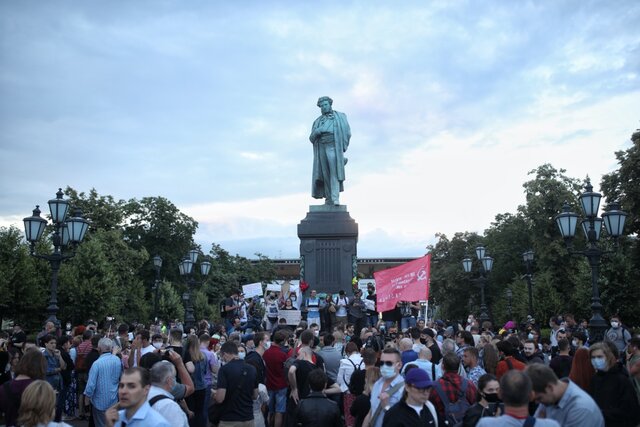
[364,299,376,311]
[278,309,302,325]
[358,279,375,294]
[266,283,282,292]
[242,282,263,299]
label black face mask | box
[420,338,427,345]
[368,290,374,295]
[483,392,500,403]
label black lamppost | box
[505,288,513,321]
[462,246,494,324]
[152,255,163,322]
[522,250,534,318]
[23,189,89,327]
[178,249,211,331]
[555,178,627,343]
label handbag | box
[329,304,336,313]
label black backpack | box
[433,377,471,427]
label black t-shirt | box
[217,359,258,422]
[10,331,26,349]
[224,297,238,317]
[381,306,401,322]
[245,351,265,385]
[292,359,317,400]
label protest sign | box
[374,254,431,312]
[278,309,301,325]
[266,283,282,292]
[242,282,263,299]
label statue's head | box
[317,96,333,114]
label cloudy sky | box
[1,1,638,259]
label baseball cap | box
[405,368,433,388]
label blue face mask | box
[380,364,396,379]
[591,357,606,371]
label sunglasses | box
[380,361,397,367]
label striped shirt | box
[84,352,122,410]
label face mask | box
[468,318,473,323]
[591,357,606,371]
[264,341,271,350]
[380,364,396,379]
[152,342,163,349]
[420,338,427,345]
[291,297,297,302]
[238,352,246,360]
[368,290,373,295]
[611,321,619,328]
[314,331,319,337]
[483,392,500,403]
[572,339,578,347]
[527,333,534,340]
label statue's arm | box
[309,118,320,143]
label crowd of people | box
[1,287,640,427]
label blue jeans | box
[401,316,416,331]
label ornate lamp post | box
[23,189,89,327]
[462,245,494,324]
[505,288,513,321]
[178,249,211,330]
[522,250,534,318]
[555,178,627,343]
[152,255,163,322]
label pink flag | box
[374,254,431,312]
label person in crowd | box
[422,328,442,365]
[294,368,342,427]
[184,334,208,427]
[382,367,441,427]
[495,340,526,379]
[104,367,171,427]
[365,283,378,329]
[456,331,474,358]
[130,330,154,368]
[17,380,73,427]
[589,342,640,427]
[42,334,66,422]
[462,373,501,427]
[363,348,405,427]
[9,322,27,355]
[337,341,364,391]
[74,329,94,420]
[350,366,380,427]
[36,321,56,347]
[245,331,267,385]
[147,360,189,427]
[399,337,418,366]
[0,349,46,427]
[476,370,560,427]
[84,337,122,427]
[549,338,573,379]
[199,333,219,405]
[304,289,323,330]
[523,339,544,364]
[572,330,588,349]
[604,314,632,357]
[214,341,258,427]
[349,289,367,338]
[527,363,603,427]
[568,347,595,392]
[321,293,337,332]
[318,332,342,382]
[399,301,420,331]
[263,330,289,427]
[223,289,242,332]
[57,335,76,421]
[402,347,442,381]
[429,352,477,420]
[626,336,640,403]
[548,316,562,354]
[335,290,350,329]
[242,359,268,427]
[463,346,486,387]
[281,298,296,311]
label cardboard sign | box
[278,309,302,325]
[242,282,264,299]
[266,283,282,292]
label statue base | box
[298,205,358,295]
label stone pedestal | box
[297,205,358,295]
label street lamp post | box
[506,288,513,321]
[522,250,534,318]
[152,255,163,322]
[462,245,494,324]
[178,249,212,331]
[22,189,89,327]
[555,178,627,343]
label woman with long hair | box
[589,342,640,426]
[462,373,501,427]
[350,367,381,427]
[481,343,499,375]
[0,349,46,427]
[568,347,595,392]
[184,334,208,427]
[17,380,72,427]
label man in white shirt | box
[147,361,189,427]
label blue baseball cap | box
[405,368,433,388]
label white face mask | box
[380,364,396,379]
[152,342,163,349]
[527,333,534,340]
[264,341,271,350]
[238,352,246,360]
[611,321,619,328]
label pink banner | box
[374,254,430,312]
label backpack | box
[149,394,171,406]
[345,358,365,394]
[433,378,471,427]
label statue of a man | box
[309,96,351,206]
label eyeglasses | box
[380,361,396,367]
